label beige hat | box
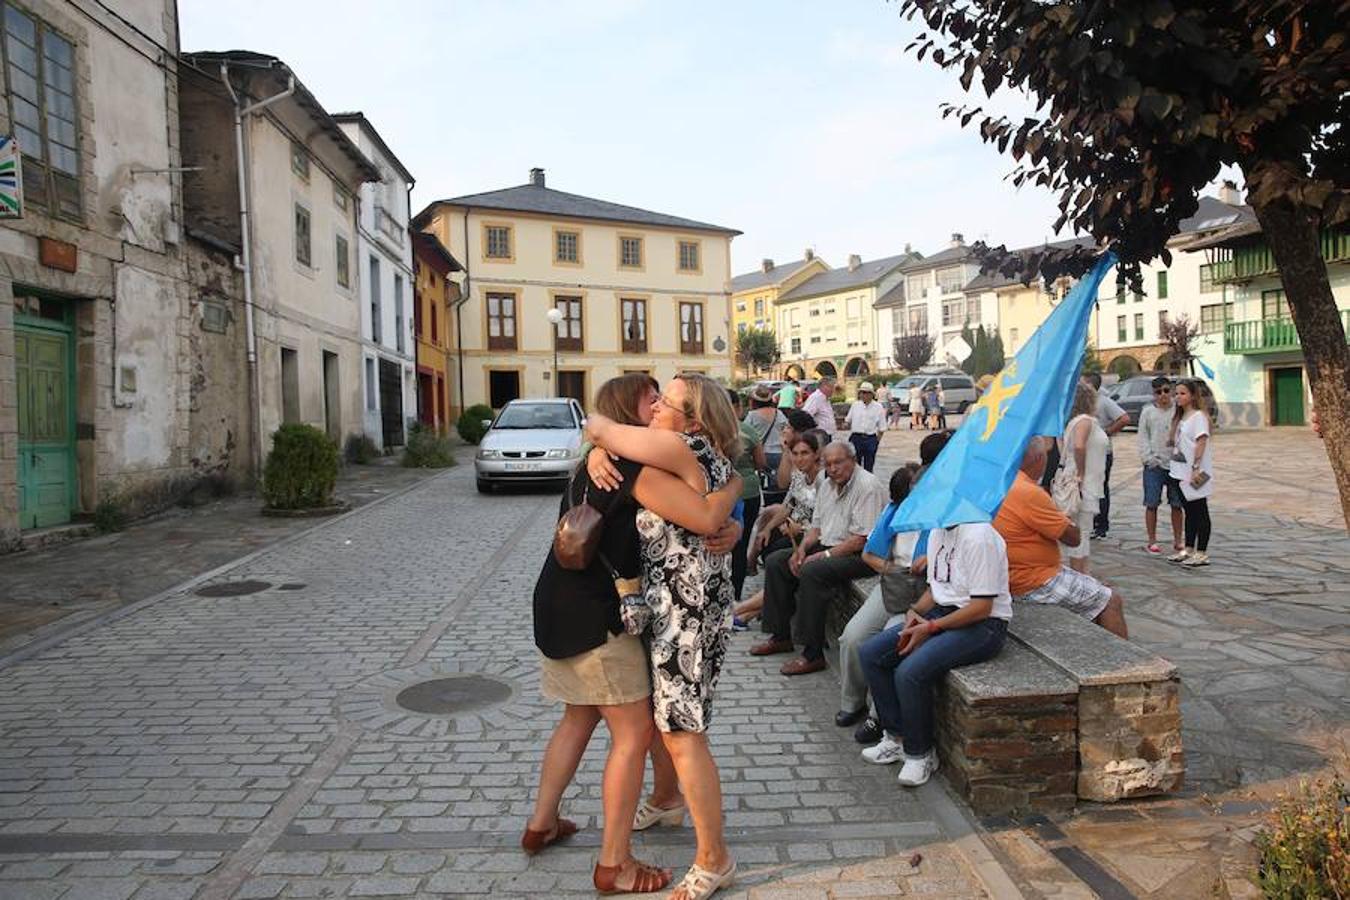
[858,381,875,393]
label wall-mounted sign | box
[0,136,22,218]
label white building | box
[879,235,983,369]
[334,113,416,450]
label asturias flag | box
[876,252,1117,537]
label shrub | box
[1255,771,1349,898]
[343,433,380,465]
[456,404,496,445]
[93,495,127,533]
[261,424,339,510]
[402,424,456,469]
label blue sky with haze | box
[180,1,1109,275]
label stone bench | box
[831,579,1183,816]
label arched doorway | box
[814,360,837,379]
[1154,352,1184,375]
[844,357,870,377]
[783,363,805,380]
[1108,355,1141,378]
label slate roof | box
[416,183,740,235]
[776,251,922,304]
[873,281,908,309]
[730,258,825,293]
[1173,195,1261,251]
[411,230,463,273]
[898,243,974,272]
[961,236,1099,292]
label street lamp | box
[546,307,564,397]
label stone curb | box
[0,468,456,673]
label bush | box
[402,424,456,469]
[261,424,339,510]
[343,433,380,465]
[456,404,496,445]
[1255,771,1349,898]
[93,495,127,533]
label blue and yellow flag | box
[878,252,1117,535]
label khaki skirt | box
[539,631,651,706]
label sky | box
[180,0,1123,275]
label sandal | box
[520,817,577,855]
[668,859,737,899]
[1146,542,1162,555]
[594,857,672,895]
[633,799,686,831]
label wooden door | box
[1271,367,1304,426]
[16,325,74,529]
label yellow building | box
[414,169,739,410]
[729,252,829,377]
[775,251,919,382]
[411,231,463,427]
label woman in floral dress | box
[585,372,743,900]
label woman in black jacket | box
[525,374,741,896]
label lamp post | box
[546,307,563,397]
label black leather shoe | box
[853,715,882,745]
[834,707,867,728]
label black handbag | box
[879,569,925,616]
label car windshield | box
[493,404,576,430]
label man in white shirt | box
[857,522,1011,786]
[1137,376,1183,554]
[1082,372,1129,538]
[844,381,887,472]
[802,376,838,437]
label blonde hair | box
[1071,382,1097,419]
[674,373,742,461]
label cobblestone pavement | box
[0,459,1007,899]
[0,462,437,654]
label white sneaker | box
[861,735,905,765]
[1166,549,1190,563]
[897,751,939,786]
[1181,552,1210,567]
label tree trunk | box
[1246,190,1350,530]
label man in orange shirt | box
[993,438,1129,638]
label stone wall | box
[1077,678,1185,802]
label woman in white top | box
[1059,383,1109,574]
[908,385,924,429]
[1167,380,1215,566]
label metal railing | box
[1224,309,1350,353]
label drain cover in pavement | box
[394,675,513,715]
[195,580,272,597]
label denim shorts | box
[1142,465,1184,509]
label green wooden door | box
[1271,367,1305,426]
[16,325,74,528]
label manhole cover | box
[394,675,513,716]
[195,580,272,597]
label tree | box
[1082,341,1104,375]
[988,330,1007,371]
[894,332,937,372]
[1159,313,1203,376]
[735,326,780,377]
[899,0,1350,527]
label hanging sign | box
[0,136,21,218]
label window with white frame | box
[937,267,964,294]
[1199,303,1231,334]
[941,297,963,327]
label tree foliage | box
[894,332,937,372]
[1159,313,1203,375]
[1081,340,1104,374]
[735,326,781,375]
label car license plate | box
[504,462,542,471]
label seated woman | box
[857,521,1011,787]
[527,374,742,896]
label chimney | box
[804,248,814,261]
[529,167,545,187]
[1218,179,1240,205]
[904,242,912,254]
[847,254,861,271]
[761,258,775,273]
[950,232,965,247]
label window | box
[1117,285,1126,304]
[621,298,647,353]
[789,308,800,327]
[1158,310,1168,333]
[294,204,312,267]
[906,305,928,335]
[290,142,309,179]
[554,229,580,264]
[554,295,583,351]
[430,304,438,343]
[891,308,904,334]
[678,240,701,272]
[394,275,405,353]
[790,337,801,354]
[335,234,350,288]
[735,302,746,312]
[333,185,349,212]
[1199,267,1219,294]
[810,335,821,344]
[679,301,704,355]
[1116,315,1127,342]
[1156,271,1169,299]
[1199,303,1231,334]
[280,347,301,422]
[754,298,764,316]
[365,357,377,410]
[966,299,981,325]
[1134,312,1144,341]
[486,291,517,350]
[484,224,512,260]
[1261,289,1288,320]
[1134,288,1143,302]
[3,6,80,219]
[369,256,382,343]
[619,235,643,269]
[1009,327,1019,352]
[941,298,963,327]
[937,267,964,294]
[809,306,820,317]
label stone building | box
[0,0,247,547]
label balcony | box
[1224,309,1350,354]
[1208,229,1350,285]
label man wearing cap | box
[844,382,887,472]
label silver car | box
[474,398,585,493]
